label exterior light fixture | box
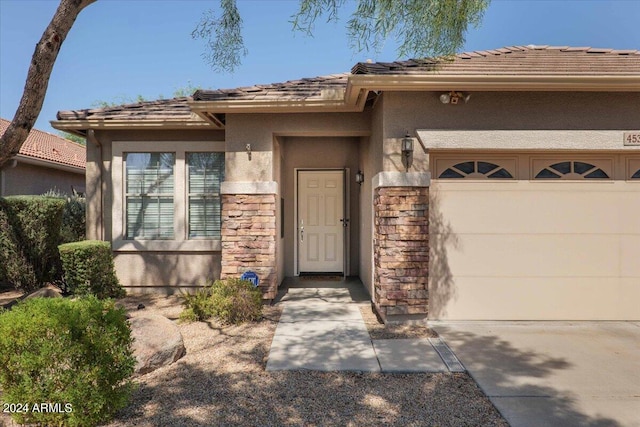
[246,143,252,160]
[355,170,364,185]
[401,133,414,172]
[439,91,471,104]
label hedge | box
[58,240,125,298]
[0,196,65,291]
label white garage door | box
[429,154,640,320]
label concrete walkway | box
[267,285,463,373]
[432,321,640,427]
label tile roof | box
[56,97,195,121]
[193,73,350,101]
[1,118,85,169]
[54,46,639,123]
[351,45,640,75]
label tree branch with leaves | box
[1,0,488,168]
[0,0,96,168]
[194,0,489,72]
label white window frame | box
[433,156,518,180]
[627,157,640,181]
[113,141,225,251]
[531,157,614,180]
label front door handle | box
[340,218,349,227]
[300,219,304,242]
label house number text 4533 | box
[623,132,640,146]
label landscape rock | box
[129,313,186,375]
[24,287,62,300]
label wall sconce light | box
[246,143,252,161]
[439,91,471,105]
[401,133,414,172]
[355,170,364,185]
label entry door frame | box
[294,168,350,276]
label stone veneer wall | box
[220,193,278,299]
[373,186,429,321]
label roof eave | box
[347,74,640,93]
[51,119,221,132]
[188,98,367,115]
[15,154,85,174]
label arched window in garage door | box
[438,161,514,179]
[629,158,640,180]
[533,160,611,180]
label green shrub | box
[0,196,65,291]
[0,296,135,427]
[180,278,262,324]
[43,188,86,243]
[179,286,215,322]
[58,240,125,298]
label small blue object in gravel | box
[240,271,259,287]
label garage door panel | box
[431,277,640,320]
[431,182,637,234]
[620,235,640,277]
[441,234,621,278]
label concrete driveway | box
[431,322,640,427]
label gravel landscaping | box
[1,292,508,426]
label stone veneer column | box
[220,182,278,300]
[373,172,430,322]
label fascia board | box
[51,119,217,131]
[188,99,363,113]
[15,154,85,174]
[348,74,640,92]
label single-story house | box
[52,45,640,321]
[0,118,86,196]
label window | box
[534,160,610,179]
[438,160,514,179]
[113,141,225,251]
[187,153,224,238]
[125,153,175,239]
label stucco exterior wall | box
[89,129,225,290]
[358,96,385,295]
[224,112,371,183]
[281,136,361,277]
[1,162,84,196]
[381,91,640,172]
[113,252,221,292]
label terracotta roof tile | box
[1,118,85,169]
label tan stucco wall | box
[224,113,371,182]
[358,96,386,295]
[381,91,640,173]
[1,162,84,196]
[281,136,361,277]
[89,129,225,290]
[113,251,221,292]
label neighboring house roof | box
[53,45,640,132]
[1,118,86,170]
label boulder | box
[129,313,186,375]
[24,287,62,300]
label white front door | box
[298,170,344,273]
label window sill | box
[112,239,222,252]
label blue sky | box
[1,0,639,134]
